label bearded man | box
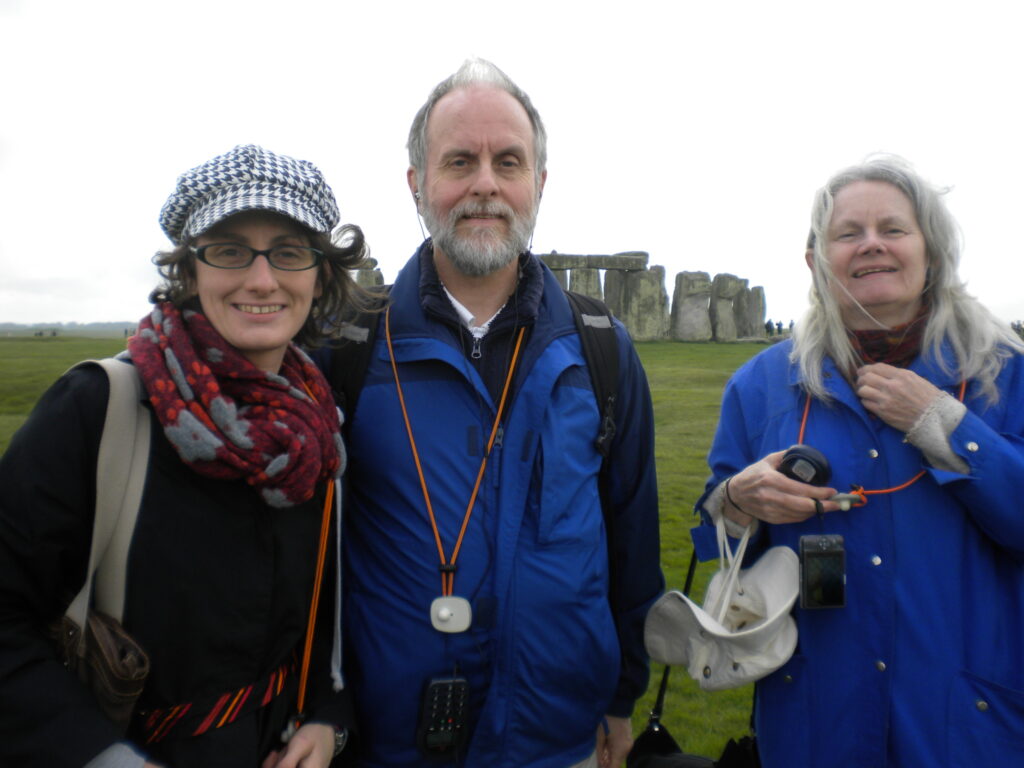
[319,59,662,768]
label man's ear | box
[804,247,816,273]
[407,167,421,210]
[537,169,547,201]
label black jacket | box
[0,365,349,767]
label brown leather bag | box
[52,612,150,731]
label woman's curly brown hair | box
[150,215,372,349]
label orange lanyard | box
[385,307,526,596]
[796,379,967,506]
[294,378,336,720]
[296,480,334,716]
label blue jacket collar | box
[785,337,965,399]
[409,239,545,335]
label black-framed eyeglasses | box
[190,243,324,271]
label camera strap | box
[384,307,526,605]
[796,379,966,506]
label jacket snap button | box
[976,700,989,711]
[876,660,887,671]
[871,555,882,566]
[868,449,879,458]
[966,441,979,452]
[783,675,793,684]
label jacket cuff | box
[704,480,759,539]
[606,693,636,719]
[308,688,355,733]
[904,391,968,473]
[84,742,147,768]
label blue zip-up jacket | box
[697,339,1024,767]
[330,244,662,767]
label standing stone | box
[746,287,767,338]
[734,286,753,337]
[709,274,747,342]
[354,268,384,288]
[569,268,603,300]
[603,269,627,320]
[670,271,712,341]
[605,267,669,341]
[352,257,384,288]
[550,268,568,290]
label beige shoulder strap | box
[65,357,150,642]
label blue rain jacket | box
[336,246,662,767]
[697,339,1024,767]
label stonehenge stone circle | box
[352,250,770,342]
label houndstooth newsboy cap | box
[159,144,340,244]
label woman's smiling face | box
[816,180,929,330]
[193,211,321,372]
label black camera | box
[799,534,846,609]
[779,445,831,486]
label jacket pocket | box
[532,454,602,548]
[947,670,1024,762]
[531,377,603,547]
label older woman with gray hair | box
[696,155,1024,767]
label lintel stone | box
[540,252,649,271]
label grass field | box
[0,335,766,758]
[0,337,129,452]
[632,341,765,756]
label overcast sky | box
[2,0,1023,327]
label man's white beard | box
[423,198,536,277]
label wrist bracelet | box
[724,476,746,514]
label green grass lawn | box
[634,341,763,757]
[0,335,767,758]
[0,337,128,451]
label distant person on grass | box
[697,154,1024,766]
[0,145,363,767]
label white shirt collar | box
[442,285,505,340]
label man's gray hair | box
[793,154,1024,404]
[407,58,547,188]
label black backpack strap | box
[327,287,390,422]
[563,290,619,459]
[564,289,622,610]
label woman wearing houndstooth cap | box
[0,146,364,767]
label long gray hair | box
[793,154,1023,404]
[406,57,547,190]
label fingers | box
[595,722,609,768]
[727,459,839,524]
[856,364,940,431]
[600,715,633,768]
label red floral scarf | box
[128,302,342,508]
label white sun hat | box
[644,520,799,691]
